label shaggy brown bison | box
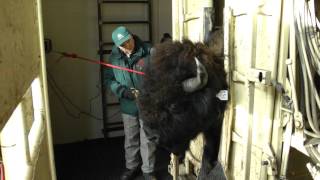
[138,39,228,179]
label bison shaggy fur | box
[138,39,228,179]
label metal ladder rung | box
[101,0,148,4]
[101,40,150,47]
[101,42,114,46]
[101,20,150,24]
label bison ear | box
[205,28,224,58]
[182,57,208,93]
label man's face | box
[119,36,135,55]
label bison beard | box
[138,40,228,179]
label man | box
[104,26,157,180]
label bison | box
[138,39,228,179]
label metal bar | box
[148,0,152,43]
[36,0,57,177]
[98,49,112,55]
[106,126,124,132]
[102,21,150,24]
[101,41,151,46]
[106,102,120,106]
[102,0,148,3]
[277,0,292,178]
[243,6,258,180]
[102,42,114,46]
[97,0,109,138]
[219,6,234,170]
[243,82,255,180]
[107,121,123,125]
[280,114,293,179]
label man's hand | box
[122,88,139,100]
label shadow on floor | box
[54,137,173,180]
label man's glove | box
[122,88,139,100]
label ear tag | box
[216,90,228,101]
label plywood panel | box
[0,0,40,130]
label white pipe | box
[304,129,320,138]
[279,114,293,178]
[295,0,320,112]
[35,0,57,178]
[279,0,295,178]
[287,60,299,112]
[290,1,296,84]
[297,0,320,134]
[295,0,320,136]
[300,0,320,133]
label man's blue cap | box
[112,26,131,47]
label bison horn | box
[182,57,208,93]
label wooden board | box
[0,0,40,130]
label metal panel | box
[170,0,215,179]
[224,0,283,179]
[0,0,40,130]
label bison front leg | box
[197,122,226,180]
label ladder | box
[97,0,153,137]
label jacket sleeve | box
[104,67,126,98]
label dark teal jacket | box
[104,35,151,116]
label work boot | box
[143,173,157,180]
[120,168,140,180]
